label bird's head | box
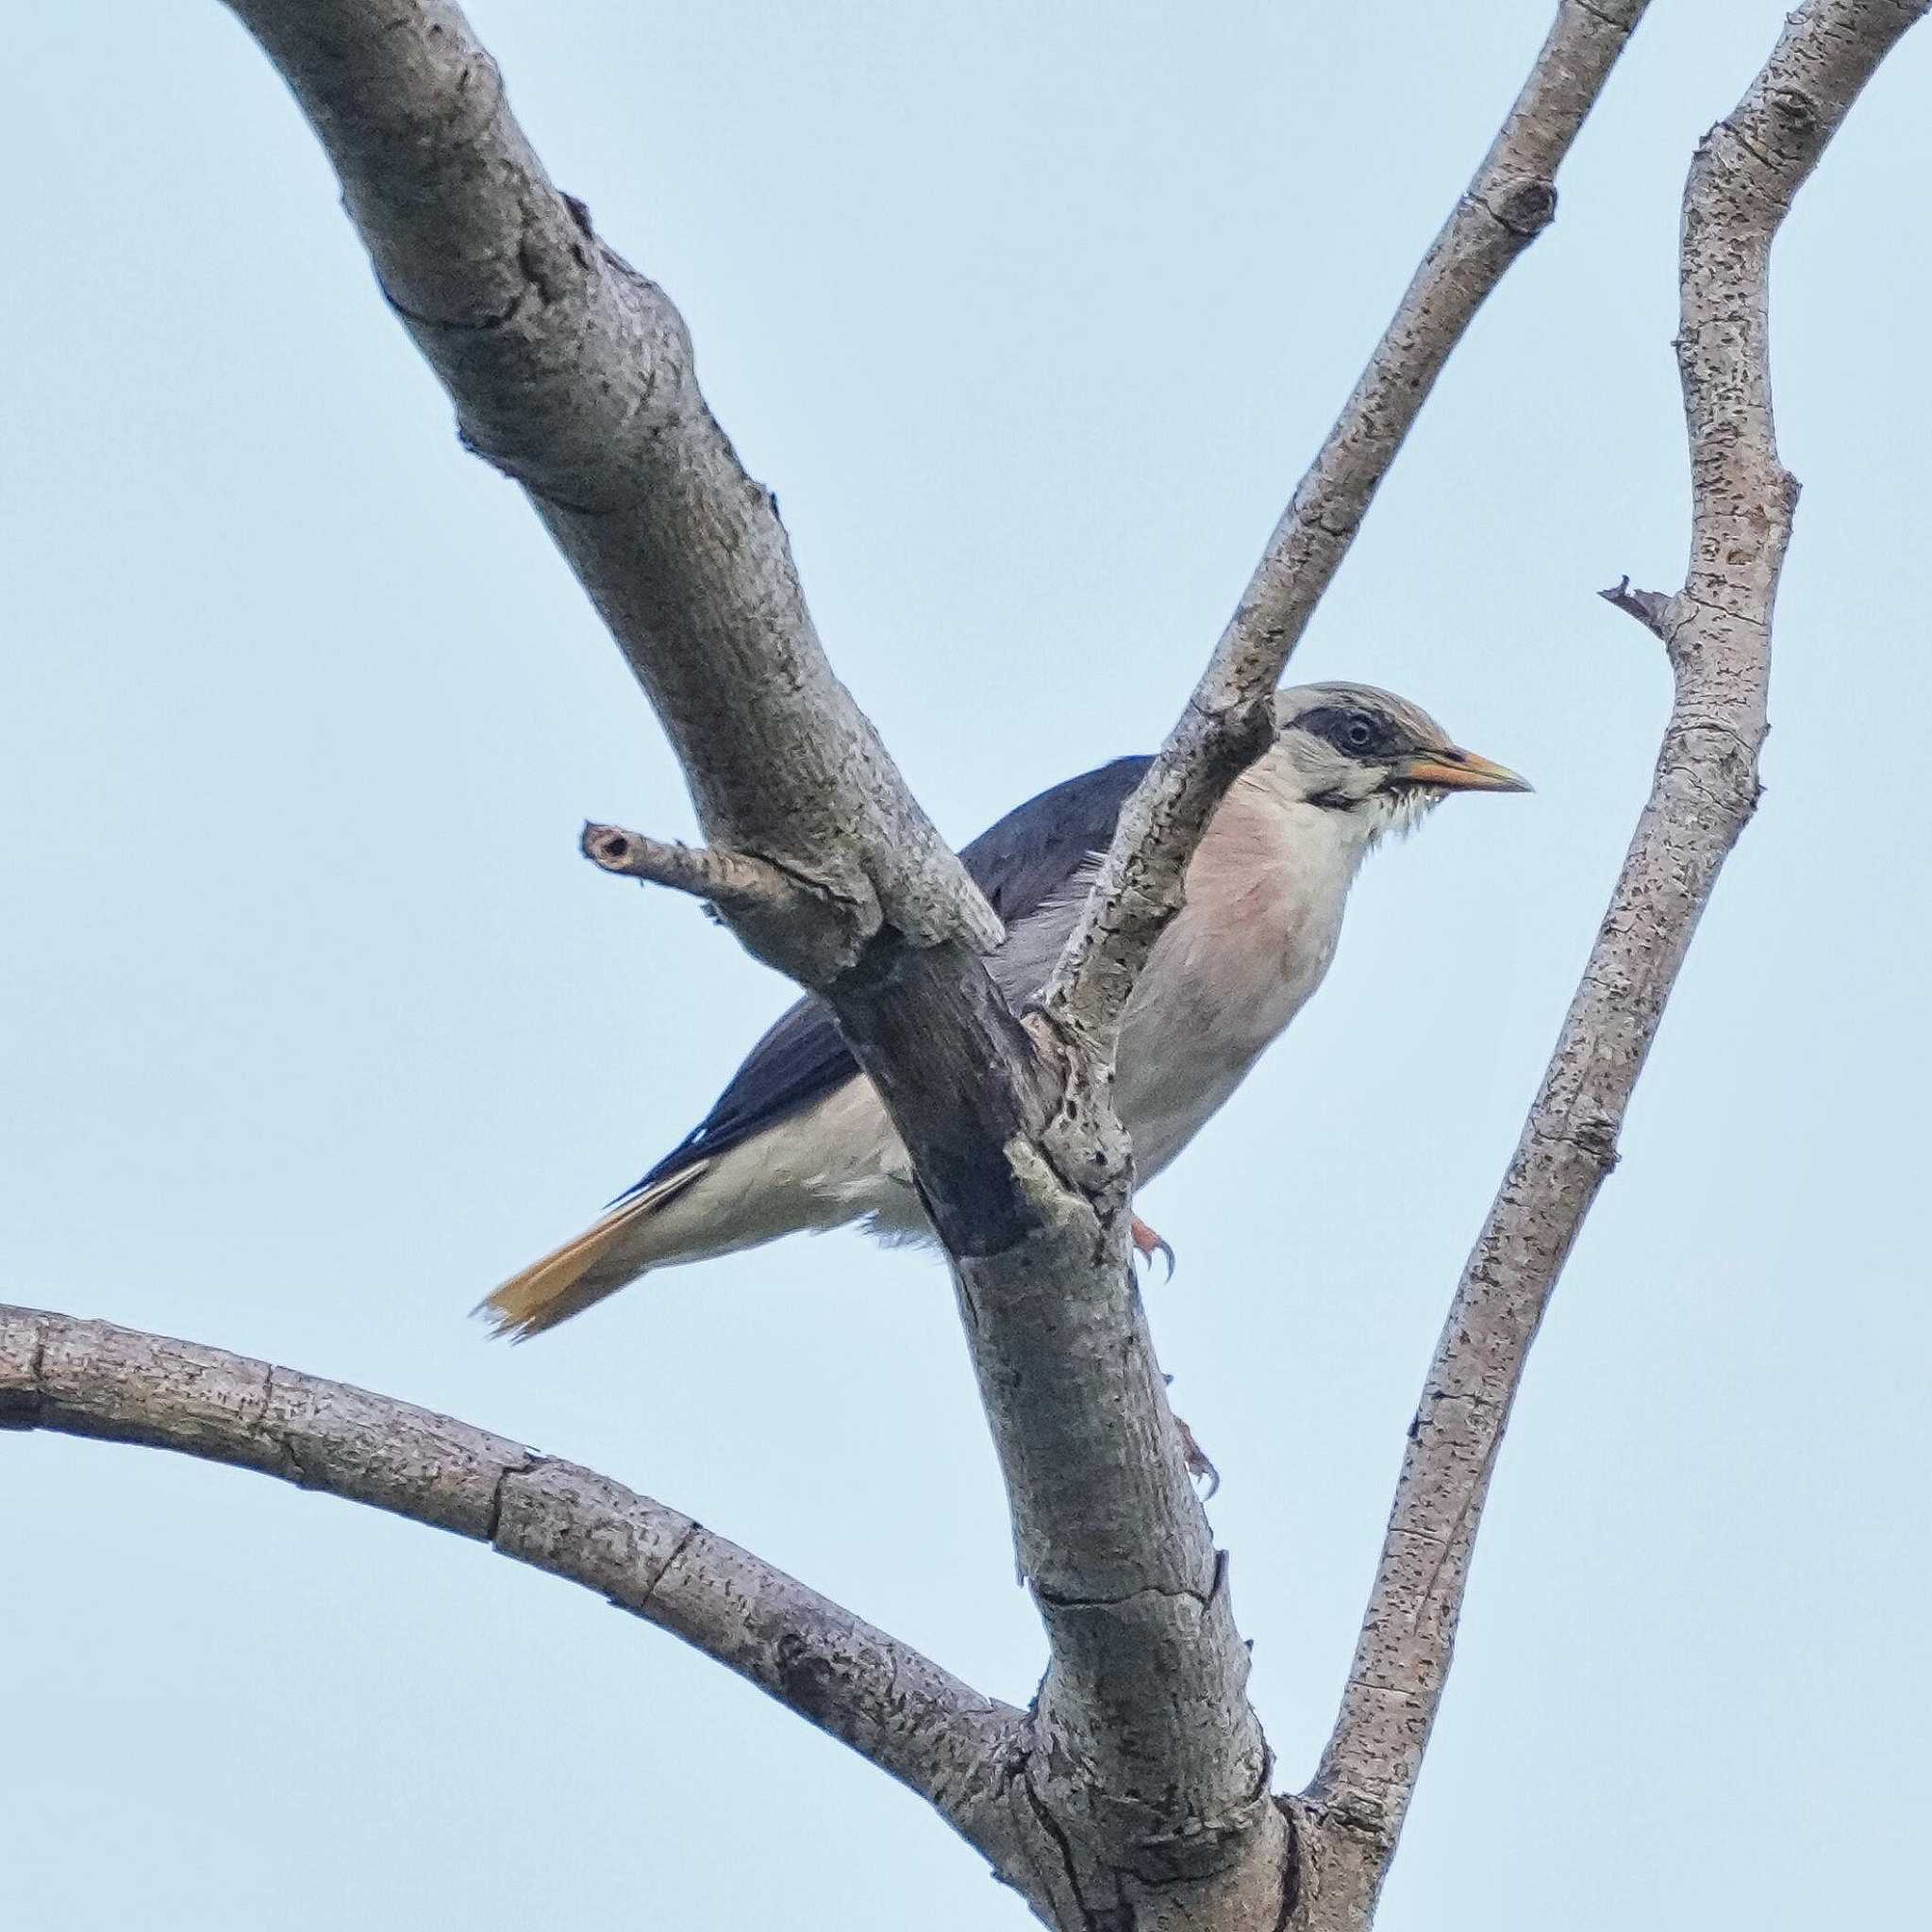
[1260,681,1530,841]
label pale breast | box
[1113,787,1360,1181]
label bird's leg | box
[1130,1213,1174,1280]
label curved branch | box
[1046,0,1651,1050]
[1310,0,1929,1875]
[0,1303,1031,1877]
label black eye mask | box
[1295,706,1402,761]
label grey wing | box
[622,755,1151,1197]
[959,756,1152,928]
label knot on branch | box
[1558,1110,1622,1173]
[1766,84,1821,146]
[1478,175,1558,237]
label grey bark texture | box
[0,1306,1028,1870]
[11,0,1922,1926]
[1307,2,1932,1919]
[217,0,1000,989]
[579,821,824,927]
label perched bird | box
[483,682,1526,1339]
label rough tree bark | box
[7,2,1923,1928]
[1303,1,1932,1918]
[0,1311,1029,1870]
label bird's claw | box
[1174,1414,1221,1499]
[1130,1214,1174,1281]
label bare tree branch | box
[1044,0,1651,1054]
[944,1203,1287,1927]
[580,820,814,924]
[212,5,1112,1522]
[0,1303,1032,1878]
[967,14,1653,1904]
[1309,0,1930,1889]
[220,0,1000,990]
[214,8,1262,1916]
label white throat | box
[1237,755,1443,856]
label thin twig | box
[1599,575,1674,641]
[1309,0,1930,1875]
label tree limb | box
[1044,0,1651,1055]
[942,13,1656,1912]
[0,1303,1031,1876]
[221,0,999,991]
[1308,0,1930,1890]
[214,0,1093,1436]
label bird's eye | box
[1298,704,1393,759]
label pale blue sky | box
[6,4,1928,1927]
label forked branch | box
[215,4,1256,1918]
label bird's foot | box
[1130,1214,1174,1281]
[1162,1374,1220,1497]
[1174,1414,1221,1500]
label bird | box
[481,681,1527,1340]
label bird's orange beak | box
[1397,747,1532,793]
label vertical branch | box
[1308,0,1930,1891]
